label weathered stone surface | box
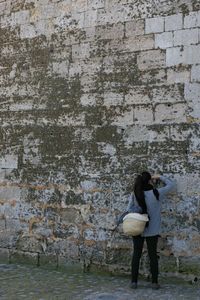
[165,13,183,31]
[0,0,200,278]
[145,16,164,34]
[155,31,173,49]
[174,28,199,46]
[184,11,200,28]
[154,103,187,123]
[167,67,190,84]
[137,49,166,70]
[191,64,200,82]
[0,248,9,263]
[166,45,200,66]
[9,250,38,265]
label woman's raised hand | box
[151,174,161,180]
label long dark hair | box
[134,171,159,214]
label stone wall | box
[0,0,200,277]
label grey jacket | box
[127,176,176,237]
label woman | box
[127,171,175,290]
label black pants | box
[131,235,159,283]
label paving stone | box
[0,264,199,300]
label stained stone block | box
[125,88,151,105]
[11,10,30,26]
[20,24,37,39]
[0,248,9,263]
[0,2,7,16]
[0,155,18,169]
[191,65,200,82]
[155,32,173,49]
[123,34,154,52]
[137,49,166,70]
[165,13,183,31]
[88,0,105,9]
[134,105,154,124]
[174,28,198,46]
[155,103,187,123]
[184,83,200,100]
[166,45,200,66]
[145,16,164,34]
[95,23,124,40]
[125,19,145,37]
[39,253,58,268]
[167,68,190,84]
[72,43,91,60]
[184,11,200,28]
[151,84,184,103]
[10,250,38,265]
[166,47,183,67]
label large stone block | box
[137,49,166,70]
[88,0,105,9]
[84,9,98,27]
[123,34,154,52]
[184,83,200,118]
[111,109,134,126]
[148,125,170,142]
[125,19,144,37]
[80,74,97,93]
[155,103,187,123]
[20,24,37,39]
[121,125,150,143]
[72,42,91,60]
[165,13,183,31]
[151,84,184,103]
[0,2,7,16]
[11,10,30,26]
[39,253,58,268]
[184,83,200,100]
[72,0,87,13]
[16,235,45,253]
[191,64,200,82]
[125,87,151,105]
[167,67,190,84]
[10,250,38,265]
[0,248,9,263]
[95,23,124,40]
[103,92,124,107]
[134,105,154,124]
[184,11,200,28]
[179,257,200,276]
[166,45,200,66]
[145,16,164,34]
[155,31,173,49]
[0,155,18,169]
[0,186,21,202]
[166,47,184,67]
[183,45,200,65]
[169,124,191,141]
[80,93,98,106]
[174,28,198,47]
[0,228,18,248]
[139,69,167,85]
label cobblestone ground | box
[0,264,199,300]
